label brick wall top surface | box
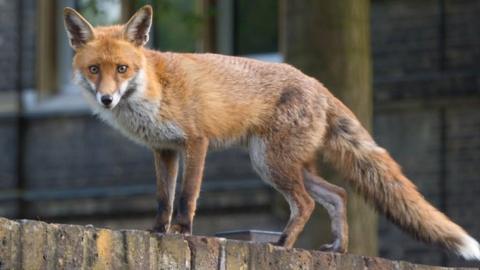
[0,218,474,270]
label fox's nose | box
[101,95,113,106]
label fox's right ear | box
[63,7,94,50]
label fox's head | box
[64,5,153,109]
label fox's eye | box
[117,65,128,73]
[88,65,99,74]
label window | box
[233,0,279,55]
[215,0,281,62]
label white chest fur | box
[101,99,185,149]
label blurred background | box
[0,0,479,267]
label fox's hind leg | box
[303,167,348,253]
[249,137,315,248]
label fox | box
[63,5,480,260]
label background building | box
[0,0,478,267]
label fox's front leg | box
[152,149,179,233]
[170,137,209,234]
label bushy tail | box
[322,100,480,260]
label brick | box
[364,256,398,270]
[48,223,85,269]
[154,234,191,270]
[23,117,154,190]
[0,0,18,91]
[149,233,159,268]
[186,235,222,270]
[0,217,20,270]
[92,228,127,270]
[310,251,336,269]
[81,225,98,269]
[124,229,150,269]
[0,121,17,189]
[333,253,366,270]
[249,243,312,270]
[19,219,48,269]
[396,260,424,270]
[248,243,273,269]
[225,240,250,270]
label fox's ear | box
[124,5,153,46]
[64,7,94,50]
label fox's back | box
[157,52,327,132]
[176,53,313,95]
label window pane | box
[233,0,278,55]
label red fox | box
[64,5,480,259]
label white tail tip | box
[458,235,480,260]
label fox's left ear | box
[124,5,153,46]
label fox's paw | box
[319,239,347,253]
[271,234,294,248]
[169,224,191,234]
[270,233,285,246]
[270,240,283,247]
[150,224,169,234]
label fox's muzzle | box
[96,91,121,109]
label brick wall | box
[0,217,473,270]
[19,0,37,90]
[372,0,480,98]
[0,0,19,92]
[0,0,36,91]
[372,0,480,267]
[444,108,480,266]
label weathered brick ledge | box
[0,217,474,269]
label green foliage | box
[78,0,123,25]
[134,0,205,52]
[154,0,204,52]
